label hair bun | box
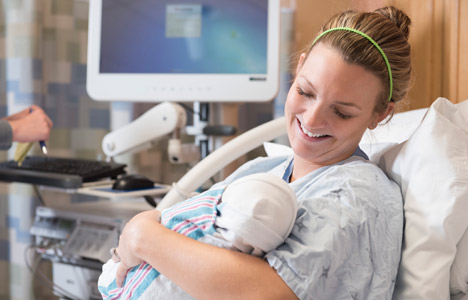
[375,6,411,40]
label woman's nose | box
[302,102,326,128]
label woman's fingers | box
[116,261,130,288]
[110,247,121,263]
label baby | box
[98,173,297,299]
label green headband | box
[312,27,393,102]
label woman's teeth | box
[300,122,327,138]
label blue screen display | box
[100,0,268,74]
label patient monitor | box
[87,0,280,103]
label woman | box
[112,6,412,299]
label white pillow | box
[376,98,468,300]
[450,97,468,297]
[360,107,426,163]
[361,107,427,145]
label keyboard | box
[0,156,127,189]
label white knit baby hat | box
[217,173,298,253]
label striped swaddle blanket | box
[98,187,225,300]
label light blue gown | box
[214,153,403,300]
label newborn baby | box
[98,173,297,299]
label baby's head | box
[218,173,297,254]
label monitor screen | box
[87,0,280,102]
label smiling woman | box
[285,6,411,180]
[285,43,388,175]
[109,6,412,300]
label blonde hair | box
[298,6,412,114]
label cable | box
[32,185,45,206]
[24,245,74,299]
[143,195,157,207]
[24,245,82,300]
[209,177,216,185]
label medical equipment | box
[29,200,149,300]
[86,0,280,103]
[89,0,283,162]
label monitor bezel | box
[86,0,280,102]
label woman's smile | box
[297,118,330,139]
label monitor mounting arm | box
[102,102,193,160]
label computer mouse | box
[112,174,154,191]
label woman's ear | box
[369,102,395,129]
[296,53,307,75]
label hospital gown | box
[215,153,403,300]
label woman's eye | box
[334,108,352,120]
[296,87,314,98]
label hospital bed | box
[158,97,468,300]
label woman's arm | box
[115,210,298,300]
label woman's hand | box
[114,209,161,287]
